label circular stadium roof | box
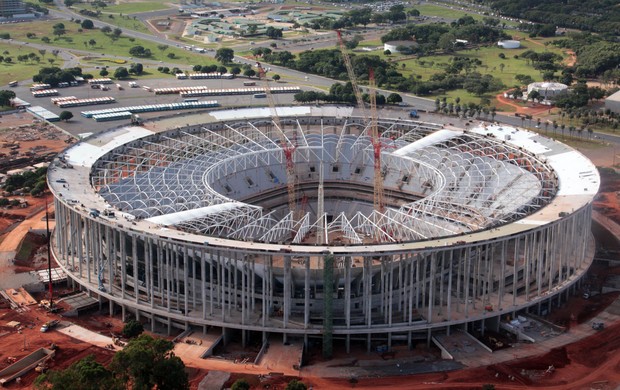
[85,114,559,246]
[50,107,599,253]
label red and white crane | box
[256,62,298,220]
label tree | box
[384,49,391,56]
[89,39,96,47]
[265,26,283,39]
[34,355,121,390]
[285,380,307,390]
[110,334,189,390]
[99,69,109,77]
[0,90,16,107]
[114,67,129,79]
[387,92,403,104]
[122,319,144,338]
[112,28,123,38]
[52,23,66,37]
[81,19,94,29]
[215,48,234,64]
[157,44,169,53]
[59,111,73,122]
[243,69,256,78]
[247,24,258,35]
[129,63,144,75]
[272,74,281,82]
[101,25,112,35]
[231,66,241,76]
[129,46,151,58]
[231,379,250,390]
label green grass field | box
[69,5,152,33]
[0,21,219,68]
[0,42,64,85]
[416,4,485,21]
[73,1,170,14]
[384,35,568,106]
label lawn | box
[73,1,170,14]
[0,21,219,68]
[415,3,486,22]
[383,36,568,107]
[69,5,152,33]
[0,42,64,85]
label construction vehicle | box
[409,110,419,119]
[131,114,143,126]
[40,320,59,333]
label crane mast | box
[335,30,367,119]
[368,68,385,213]
[256,63,297,220]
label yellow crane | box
[336,31,387,214]
[256,62,298,220]
[335,30,367,119]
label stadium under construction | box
[48,106,599,352]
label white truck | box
[40,320,60,333]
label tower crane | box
[335,30,367,119]
[256,62,298,220]
[368,68,385,213]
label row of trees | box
[381,16,510,55]
[293,83,402,105]
[301,5,419,30]
[484,0,620,34]
[2,167,48,196]
[35,334,189,390]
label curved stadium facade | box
[49,106,599,351]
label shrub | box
[122,320,144,338]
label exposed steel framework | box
[257,62,298,221]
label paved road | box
[13,4,620,144]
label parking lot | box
[11,76,303,137]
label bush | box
[231,379,250,390]
[128,46,151,58]
[122,320,144,338]
[0,33,10,39]
[81,19,94,29]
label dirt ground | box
[0,113,73,161]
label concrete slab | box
[434,331,489,364]
[260,337,303,373]
[173,331,222,358]
[197,370,229,390]
[56,324,119,350]
[4,288,37,306]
